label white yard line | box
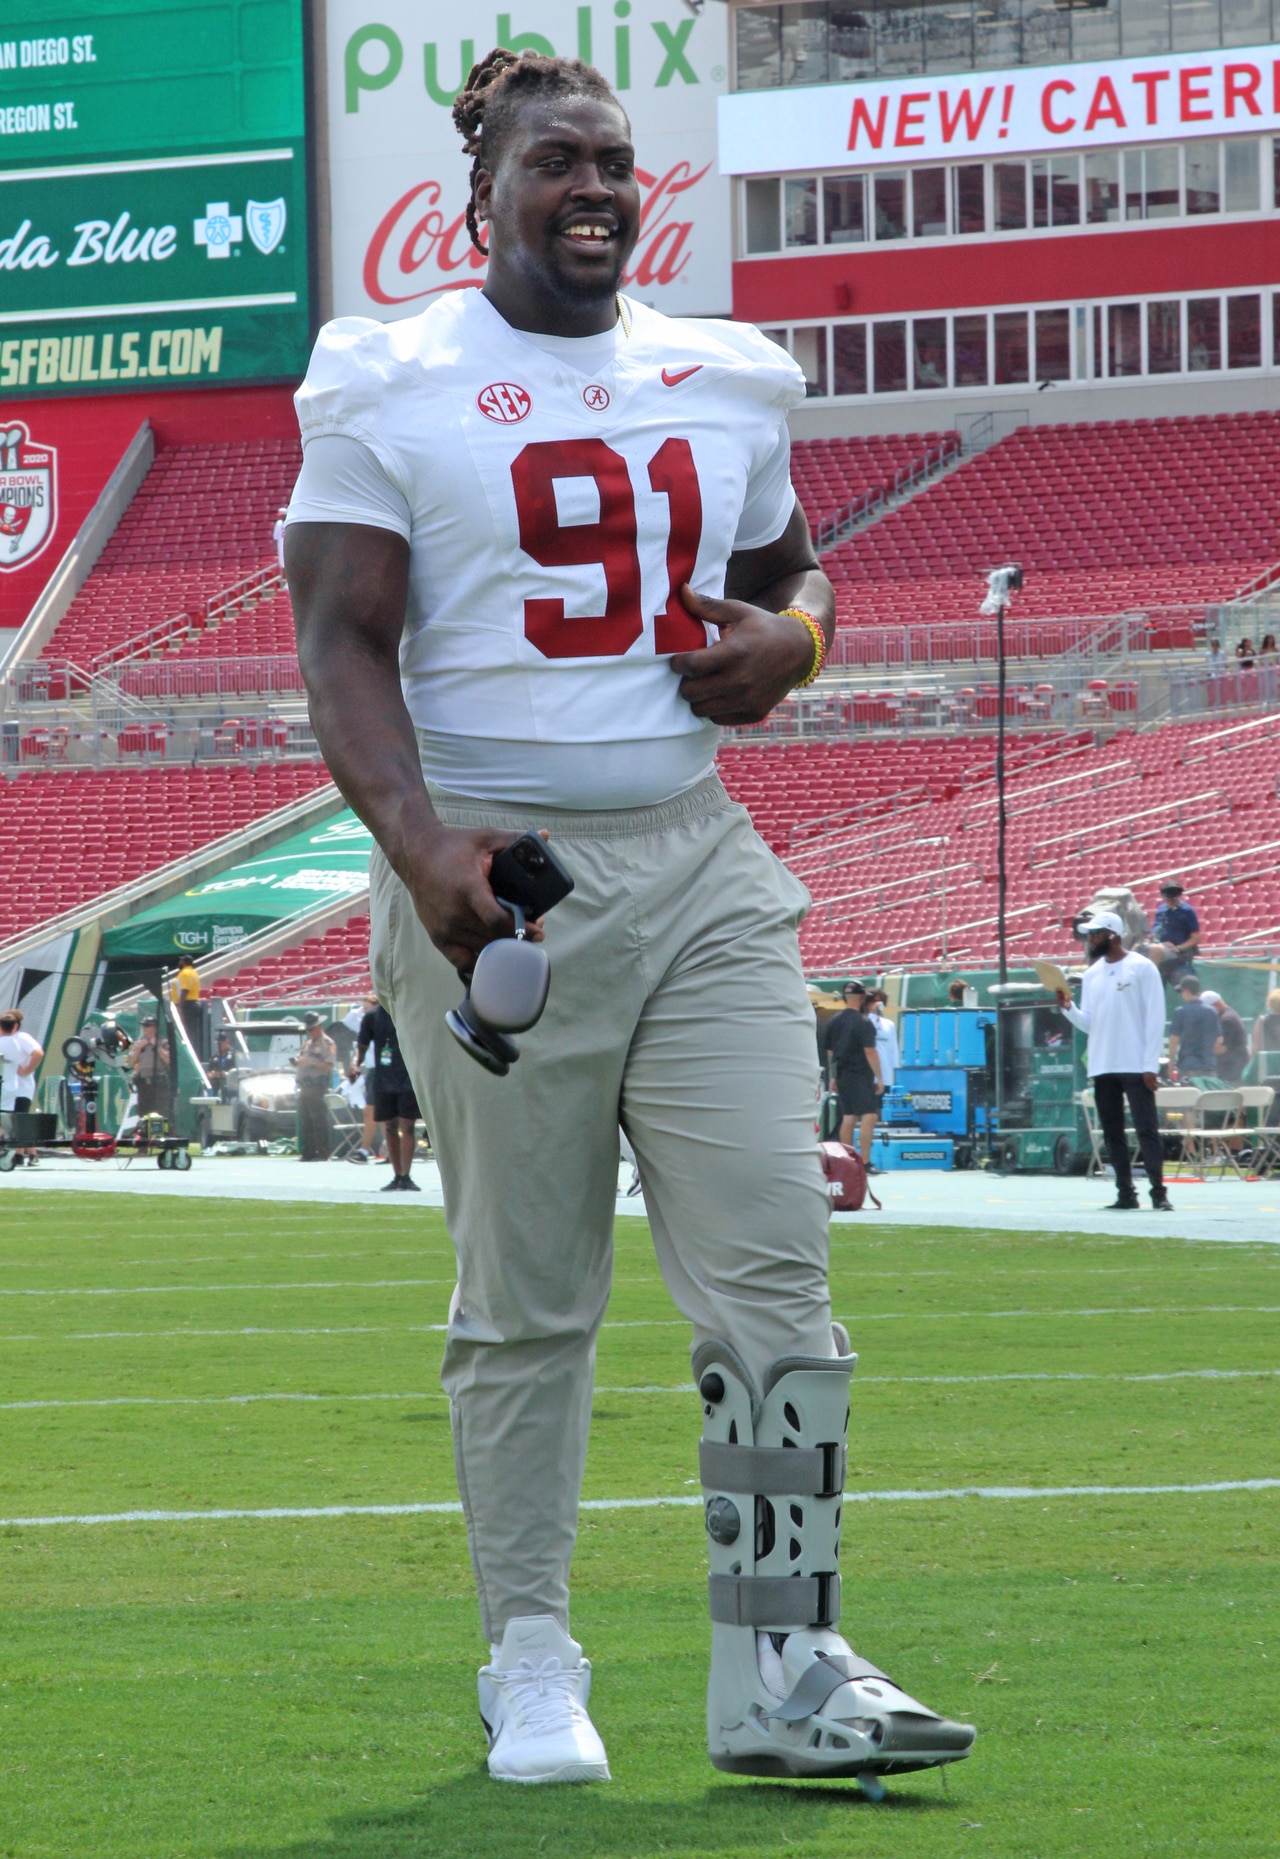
[4,1367,1277,1413]
[4,1479,1278,1530]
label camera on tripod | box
[980,564,1023,614]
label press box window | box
[1085,151,1120,222]
[1108,303,1142,376]
[1187,298,1221,370]
[833,323,867,394]
[824,175,866,243]
[993,163,1027,231]
[745,179,781,254]
[1186,141,1221,214]
[913,317,948,388]
[781,2,830,85]
[735,6,781,90]
[1125,146,1180,219]
[1033,158,1080,228]
[952,165,985,234]
[792,326,828,396]
[874,171,908,240]
[912,167,948,237]
[1224,138,1260,211]
[784,177,819,247]
[954,313,989,387]
[994,311,1029,385]
[1147,300,1182,373]
[1227,294,1262,367]
[873,320,908,392]
[1034,307,1071,381]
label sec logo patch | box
[477,382,532,423]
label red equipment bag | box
[820,1140,881,1212]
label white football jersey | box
[288,290,806,807]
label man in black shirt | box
[822,980,883,1169]
[358,1000,422,1192]
[1203,990,1248,1086]
[1169,978,1220,1084]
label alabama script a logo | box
[0,420,57,571]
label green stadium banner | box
[101,811,372,961]
[0,0,311,395]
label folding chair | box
[1182,1089,1245,1180]
[1236,1085,1277,1175]
[1078,1089,1107,1176]
[1079,1086,1139,1178]
[324,1091,364,1161]
[1155,1087,1201,1171]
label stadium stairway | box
[790,432,958,541]
[824,412,1280,634]
[38,438,300,670]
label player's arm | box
[288,521,520,974]
[670,499,835,727]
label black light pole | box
[996,592,1008,987]
[981,566,1022,989]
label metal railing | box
[819,859,981,925]
[1027,790,1232,869]
[814,435,961,553]
[222,955,373,1011]
[824,607,1207,673]
[959,755,1137,827]
[786,781,931,854]
[1165,661,1280,721]
[1,705,318,771]
[89,563,287,671]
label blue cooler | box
[893,1068,973,1137]
[870,1133,955,1170]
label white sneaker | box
[478,1616,611,1785]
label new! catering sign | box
[719,43,1280,174]
[328,0,732,320]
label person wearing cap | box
[1168,977,1220,1088]
[1055,913,1172,1211]
[866,989,899,1090]
[1150,881,1200,985]
[128,1013,171,1123]
[1201,990,1248,1086]
[821,980,883,1170]
[293,1013,338,1160]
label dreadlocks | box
[453,48,620,256]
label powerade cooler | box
[875,1009,994,1169]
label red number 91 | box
[511,437,706,660]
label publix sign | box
[326,1,731,321]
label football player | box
[286,48,973,1792]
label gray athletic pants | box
[370,771,834,1642]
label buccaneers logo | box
[0,422,57,571]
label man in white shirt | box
[285,45,971,1796]
[272,506,287,575]
[868,990,899,1089]
[1055,911,1171,1211]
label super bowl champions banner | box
[327,0,733,320]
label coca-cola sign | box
[327,0,731,322]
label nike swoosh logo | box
[661,365,703,387]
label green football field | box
[1,1191,1277,1859]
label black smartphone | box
[488,833,575,919]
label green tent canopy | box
[101,810,372,962]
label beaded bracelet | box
[779,606,827,689]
